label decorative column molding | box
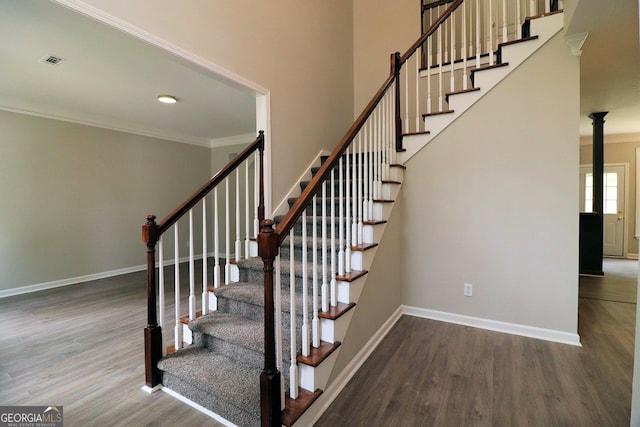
[589,112,608,215]
[565,32,588,57]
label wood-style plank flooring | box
[0,259,636,426]
[317,259,637,426]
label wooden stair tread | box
[423,109,454,118]
[351,242,378,252]
[382,180,401,185]
[525,9,563,21]
[166,342,187,355]
[297,340,341,367]
[179,310,203,325]
[402,130,431,137]
[445,87,480,100]
[336,269,368,282]
[373,199,394,203]
[498,35,539,48]
[319,302,356,320]
[470,62,509,74]
[363,219,388,225]
[282,388,323,427]
[390,163,407,170]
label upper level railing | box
[142,132,264,390]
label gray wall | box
[0,110,211,292]
[401,32,580,334]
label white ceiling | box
[0,0,256,147]
[0,1,637,144]
[569,0,640,136]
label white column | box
[202,201,208,315]
[288,228,298,398]
[312,196,319,348]
[188,209,196,320]
[174,224,182,351]
[213,188,221,290]
[235,169,241,264]
[301,209,310,357]
[225,178,230,285]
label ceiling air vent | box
[41,55,66,65]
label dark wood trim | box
[351,243,379,252]
[257,219,281,427]
[423,110,454,118]
[497,36,539,63]
[336,270,368,282]
[382,180,402,185]
[390,164,407,170]
[422,0,455,12]
[157,132,264,235]
[402,130,431,137]
[142,215,162,388]
[445,87,480,103]
[363,220,388,225]
[282,389,323,427]
[319,302,356,320]
[372,199,394,203]
[297,341,341,367]
[179,311,203,325]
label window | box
[584,172,618,214]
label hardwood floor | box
[317,262,637,426]
[579,258,638,303]
[0,259,636,426]
[0,271,223,427]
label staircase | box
[141,2,565,425]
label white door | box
[579,165,625,257]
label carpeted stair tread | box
[158,347,261,423]
[238,257,323,279]
[215,282,305,314]
[190,311,263,354]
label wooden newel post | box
[258,219,281,426]
[142,215,162,389]
[392,52,403,152]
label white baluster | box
[225,178,230,285]
[489,0,495,65]
[545,0,550,14]
[274,255,284,407]
[367,121,374,221]
[330,168,337,307]
[159,237,166,355]
[530,0,536,16]
[438,21,444,111]
[289,228,298,399]
[235,169,241,264]
[463,3,468,90]
[450,12,455,94]
[404,65,409,133]
[312,196,319,348]
[254,152,259,240]
[174,224,182,351]
[415,47,421,132]
[362,127,369,223]
[345,145,352,274]
[213,188,220,291]
[245,160,250,258]
[375,107,382,200]
[301,209,310,357]
[476,0,482,69]
[517,0,522,39]
[321,181,329,312]
[338,156,345,276]
[502,0,508,43]
[188,209,196,321]
[443,6,449,63]
[427,42,432,114]
[351,138,358,248]
[202,201,208,315]
[391,85,398,165]
[357,133,364,245]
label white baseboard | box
[0,264,148,299]
[295,305,403,426]
[161,387,237,427]
[627,253,639,260]
[403,305,581,347]
[0,252,237,299]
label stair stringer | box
[295,177,403,395]
[290,182,406,426]
[399,12,564,164]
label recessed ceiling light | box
[157,94,178,104]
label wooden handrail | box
[274,71,396,244]
[422,0,456,12]
[157,131,265,235]
[401,0,464,64]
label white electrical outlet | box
[464,283,473,297]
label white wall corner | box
[564,32,588,57]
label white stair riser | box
[337,275,366,304]
[389,167,404,182]
[363,223,386,245]
[351,247,377,272]
[447,90,483,114]
[320,309,355,343]
[299,349,340,392]
[373,202,393,222]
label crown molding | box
[580,132,640,145]
[209,133,258,148]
